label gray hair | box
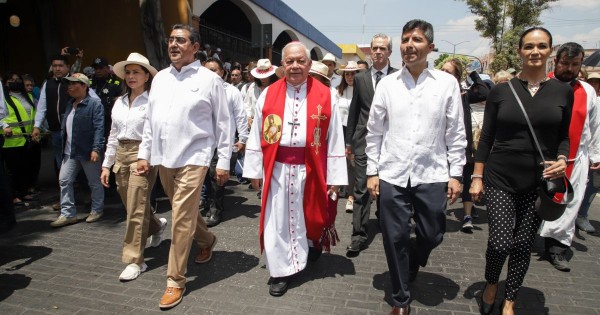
[493,70,514,84]
[371,33,393,51]
[282,42,311,61]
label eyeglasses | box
[167,36,189,45]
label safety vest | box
[2,94,35,148]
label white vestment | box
[540,82,600,246]
[243,81,347,277]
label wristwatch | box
[450,176,463,183]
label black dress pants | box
[351,153,373,243]
[379,179,447,307]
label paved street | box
[1,146,600,314]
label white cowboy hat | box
[321,53,337,65]
[335,60,367,75]
[251,59,277,79]
[309,61,330,81]
[113,52,158,79]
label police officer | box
[90,57,122,140]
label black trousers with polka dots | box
[484,183,542,301]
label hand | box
[60,47,69,55]
[32,127,41,142]
[3,127,12,137]
[75,49,84,59]
[248,117,253,127]
[100,168,110,188]
[470,178,484,202]
[215,168,229,186]
[447,178,462,205]
[591,162,600,171]
[345,145,352,157]
[90,151,99,162]
[327,185,339,196]
[136,159,150,176]
[367,175,379,200]
[234,141,245,153]
[250,178,262,191]
[542,159,567,180]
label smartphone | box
[67,47,79,55]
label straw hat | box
[62,73,90,86]
[335,60,367,75]
[250,59,277,79]
[113,53,158,79]
[309,61,330,81]
[321,53,337,65]
[587,72,600,80]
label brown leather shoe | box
[195,235,218,264]
[390,305,410,315]
[159,286,185,309]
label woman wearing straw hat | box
[245,59,278,127]
[100,52,167,281]
[308,61,331,87]
[333,61,366,213]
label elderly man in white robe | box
[244,42,347,297]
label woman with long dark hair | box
[470,27,572,315]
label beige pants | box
[159,165,213,288]
[114,141,161,264]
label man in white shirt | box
[137,24,232,309]
[321,53,342,89]
[201,58,249,227]
[0,82,16,233]
[366,20,466,315]
[243,41,347,297]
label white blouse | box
[102,91,149,168]
[331,86,353,126]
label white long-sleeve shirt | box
[102,91,150,168]
[224,82,249,143]
[366,65,466,187]
[138,60,232,169]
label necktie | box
[375,71,383,87]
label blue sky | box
[281,0,600,68]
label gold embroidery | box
[310,104,327,154]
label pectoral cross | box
[310,104,327,154]
[288,121,300,134]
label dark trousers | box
[2,145,39,199]
[351,153,373,242]
[0,136,16,226]
[379,179,447,307]
[203,149,224,216]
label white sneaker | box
[149,218,168,248]
[119,262,147,281]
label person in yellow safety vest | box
[1,72,39,208]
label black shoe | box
[409,262,419,283]
[346,240,367,253]
[269,276,289,296]
[546,251,570,272]
[206,214,221,227]
[479,283,496,315]
[308,246,322,262]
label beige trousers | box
[114,141,161,264]
[159,165,213,288]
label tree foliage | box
[461,0,557,73]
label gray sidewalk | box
[1,156,600,314]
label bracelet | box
[471,174,483,179]
[557,156,567,162]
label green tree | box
[460,0,557,73]
[434,53,450,68]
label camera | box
[66,47,80,55]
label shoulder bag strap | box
[507,80,546,164]
[4,95,28,135]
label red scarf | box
[259,77,335,251]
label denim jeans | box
[579,169,600,218]
[51,131,63,169]
[59,155,104,218]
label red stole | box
[548,72,587,179]
[259,77,333,251]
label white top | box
[371,64,390,90]
[330,73,342,89]
[63,108,75,155]
[366,65,467,187]
[102,91,150,168]
[331,86,353,126]
[138,60,232,169]
[243,80,348,185]
[224,82,249,144]
[244,82,265,118]
[35,79,100,128]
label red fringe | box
[319,225,340,253]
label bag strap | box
[4,95,28,135]
[507,81,546,164]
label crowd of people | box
[1,19,599,315]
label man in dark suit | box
[345,34,397,254]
